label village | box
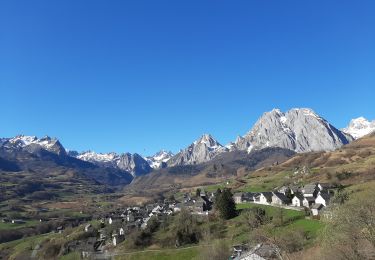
[36,181,331,259]
[0,181,335,259]
[233,182,334,217]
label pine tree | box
[215,188,237,220]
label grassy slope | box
[231,203,323,243]
[0,220,40,230]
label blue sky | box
[0,1,374,155]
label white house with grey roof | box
[271,192,290,205]
[315,192,330,207]
[292,194,304,207]
[302,184,319,198]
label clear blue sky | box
[1,1,374,155]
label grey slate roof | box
[273,192,290,202]
[294,194,304,201]
[261,192,273,200]
[303,184,318,194]
[318,192,331,201]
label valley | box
[0,109,374,259]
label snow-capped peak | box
[75,150,152,176]
[77,151,119,163]
[342,117,375,139]
[4,135,66,155]
[145,150,174,168]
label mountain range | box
[1,108,374,182]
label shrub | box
[241,207,269,230]
[29,191,58,200]
[336,171,353,181]
[173,209,201,246]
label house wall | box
[234,197,242,204]
[311,209,319,216]
[303,199,310,208]
[272,196,283,205]
[315,196,327,206]
[292,197,301,207]
[259,194,269,205]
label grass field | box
[231,202,323,244]
[0,220,39,230]
[282,219,323,237]
[236,203,304,220]
[114,246,200,260]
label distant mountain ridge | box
[2,135,67,156]
[0,139,133,187]
[75,151,151,177]
[0,108,361,173]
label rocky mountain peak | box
[194,134,222,149]
[117,153,152,177]
[235,108,352,153]
[167,134,226,166]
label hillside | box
[227,132,375,194]
[123,148,295,201]
[0,146,134,204]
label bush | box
[146,216,160,233]
[276,229,308,253]
[320,187,375,259]
[29,191,58,200]
[41,242,62,259]
[0,230,24,243]
[336,171,353,181]
[173,209,201,246]
[128,230,152,248]
[241,207,269,230]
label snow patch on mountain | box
[145,150,174,168]
[2,135,67,156]
[78,151,118,163]
[342,117,375,139]
[76,151,151,177]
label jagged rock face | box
[342,117,375,139]
[1,135,67,156]
[168,134,227,166]
[145,150,174,169]
[235,108,353,153]
[76,151,152,177]
[117,153,152,177]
